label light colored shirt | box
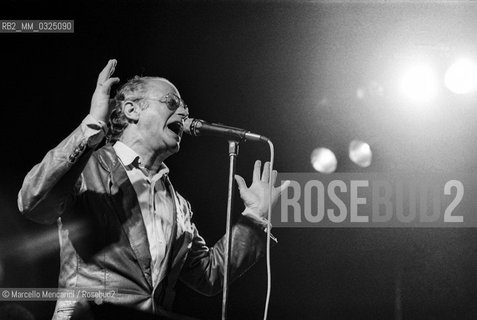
[113,141,174,288]
[80,115,274,268]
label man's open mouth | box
[167,121,183,136]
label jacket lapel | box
[156,175,178,286]
[101,145,153,289]
[167,180,194,269]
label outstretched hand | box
[234,160,290,221]
[90,59,120,123]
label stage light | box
[10,221,87,261]
[368,81,384,98]
[318,97,329,107]
[445,58,477,94]
[356,81,384,100]
[356,88,366,100]
[349,140,372,168]
[311,147,337,173]
[400,64,438,102]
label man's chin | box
[160,135,181,156]
[167,141,180,154]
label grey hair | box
[106,76,172,143]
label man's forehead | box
[147,78,180,97]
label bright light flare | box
[445,59,477,94]
[400,64,438,102]
[311,147,337,173]
[349,140,372,168]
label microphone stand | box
[221,140,239,320]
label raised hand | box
[89,59,120,123]
[234,160,290,220]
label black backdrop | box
[1,1,477,319]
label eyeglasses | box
[136,93,188,112]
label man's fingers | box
[234,174,247,190]
[261,161,270,182]
[97,59,117,86]
[253,160,261,182]
[276,180,291,194]
[271,170,278,186]
[109,59,117,76]
[101,77,120,94]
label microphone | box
[184,118,269,142]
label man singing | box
[18,60,288,319]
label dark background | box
[1,1,477,319]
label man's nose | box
[176,104,189,119]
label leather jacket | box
[18,123,268,319]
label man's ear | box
[123,101,141,123]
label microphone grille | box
[184,118,195,135]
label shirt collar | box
[113,141,138,167]
[113,141,170,176]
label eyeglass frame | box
[127,92,188,112]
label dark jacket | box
[18,123,268,319]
